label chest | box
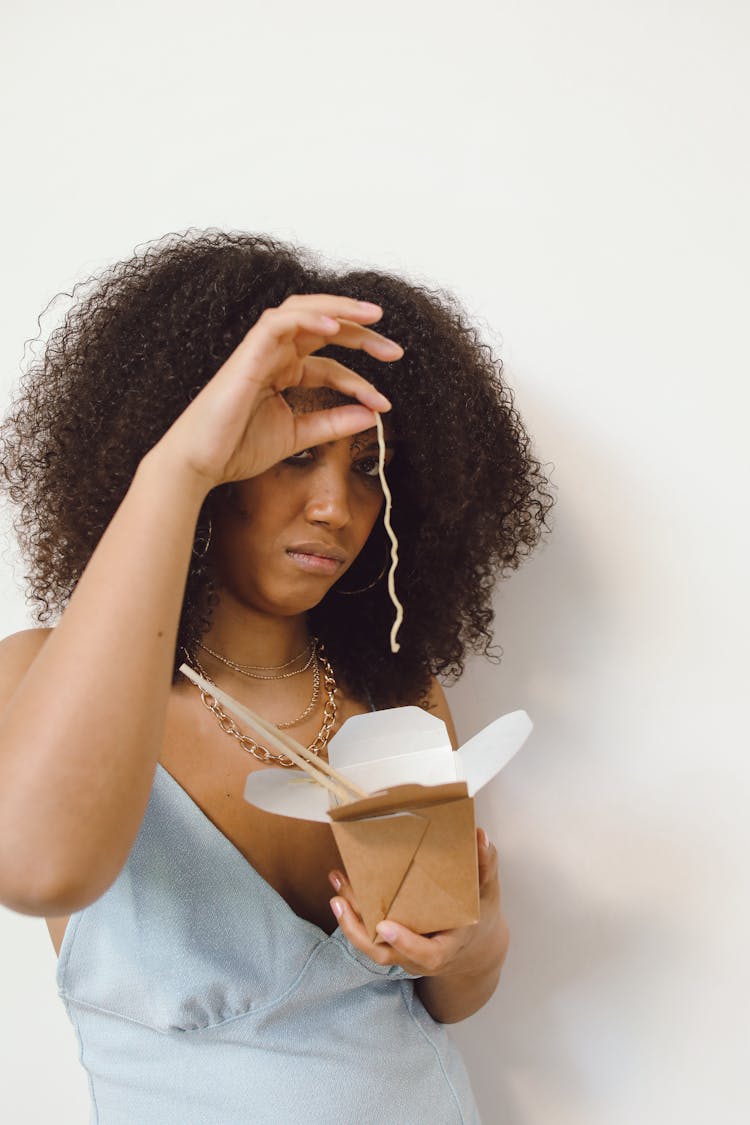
[159,682,373,936]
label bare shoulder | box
[0,625,54,661]
[0,627,55,709]
[420,675,459,751]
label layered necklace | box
[181,636,338,768]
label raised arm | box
[0,452,209,915]
[0,295,398,916]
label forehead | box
[283,386,395,445]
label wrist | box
[416,958,502,1023]
[445,915,510,981]
[138,442,215,508]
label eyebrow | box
[316,436,399,450]
[353,439,398,452]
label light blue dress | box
[56,692,482,1124]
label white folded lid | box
[243,705,533,822]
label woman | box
[0,230,554,1123]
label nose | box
[303,462,353,529]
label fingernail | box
[376,922,397,942]
[479,828,490,849]
[374,338,404,355]
[330,898,343,919]
[329,873,342,892]
[357,301,382,312]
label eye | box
[356,457,381,478]
[284,450,314,465]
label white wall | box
[1,1,748,1122]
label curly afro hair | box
[0,228,556,710]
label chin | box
[260,586,330,616]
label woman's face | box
[210,389,396,616]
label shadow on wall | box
[448,378,619,741]
[450,771,694,1124]
[444,388,686,1122]
[445,796,674,1120]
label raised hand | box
[151,294,402,489]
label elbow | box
[428,1009,469,1026]
[428,976,502,1024]
[0,855,110,917]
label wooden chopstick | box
[178,662,367,803]
[243,701,369,801]
[180,663,353,802]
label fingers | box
[374,922,462,974]
[328,869,362,918]
[328,869,419,970]
[279,315,404,366]
[477,827,499,893]
[300,355,392,411]
[291,402,385,453]
[327,867,480,977]
[304,316,404,362]
[249,300,404,365]
[281,294,385,324]
[289,344,404,450]
[329,893,393,963]
[225,294,402,416]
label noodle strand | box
[375,411,404,652]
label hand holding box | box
[243,705,532,940]
[179,663,532,940]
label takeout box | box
[242,703,533,941]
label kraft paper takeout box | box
[241,704,533,942]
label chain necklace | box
[182,639,338,768]
[277,651,320,728]
[197,639,314,680]
[194,642,320,728]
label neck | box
[196,595,312,670]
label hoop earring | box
[193,517,212,558]
[333,547,389,595]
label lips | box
[285,541,346,563]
